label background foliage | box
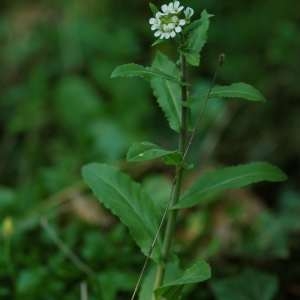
[0,0,299,299]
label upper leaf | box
[151,52,182,132]
[155,260,211,299]
[211,83,266,102]
[174,162,287,209]
[82,163,162,259]
[182,10,212,66]
[111,63,182,84]
[127,141,182,165]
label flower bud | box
[2,217,14,238]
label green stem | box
[153,51,189,298]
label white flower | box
[149,1,194,40]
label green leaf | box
[212,269,278,300]
[155,260,211,299]
[236,212,289,259]
[210,83,266,102]
[98,270,136,300]
[139,260,182,300]
[142,175,172,217]
[183,10,213,66]
[127,142,182,165]
[82,163,161,259]
[174,162,287,209]
[111,63,182,84]
[149,2,159,14]
[151,52,182,132]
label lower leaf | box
[155,260,211,299]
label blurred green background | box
[0,0,299,299]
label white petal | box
[174,1,180,9]
[151,24,159,31]
[149,18,156,25]
[170,31,176,38]
[165,32,170,39]
[168,2,174,11]
[179,19,186,26]
[156,12,163,18]
[154,30,162,37]
[177,6,184,12]
[175,26,182,33]
[161,4,169,13]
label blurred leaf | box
[212,269,278,300]
[155,260,211,299]
[82,163,162,259]
[54,76,102,130]
[127,141,182,165]
[210,83,266,102]
[151,52,181,132]
[17,268,46,295]
[111,63,182,84]
[183,10,212,66]
[0,187,15,210]
[174,162,287,209]
[88,120,129,161]
[235,212,289,259]
[278,189,300,231]
[98,270,135,300]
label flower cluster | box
[149,1,194,40]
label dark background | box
[0,0,299,299]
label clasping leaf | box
[174,162,287,209]
[151,52,182,132]
[127,142,182,166]
[111,63,183,85]
[182,10,213,66]
[211,82,266,102]
[155,260,211,299]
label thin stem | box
[40,217,95,276]
[129,179,176,300]
[183,54,224,160]
[80,281,89,300]
[153,50,189,297]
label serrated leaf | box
[212,269,278,300]
[127,142,182,165]
[174,162,287,209]
[211,83,266,102]
[111,63,181,84]
[151,52,182,132]
[82,163,161,259]
[183,10,212,66]
[155,260,211,299]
